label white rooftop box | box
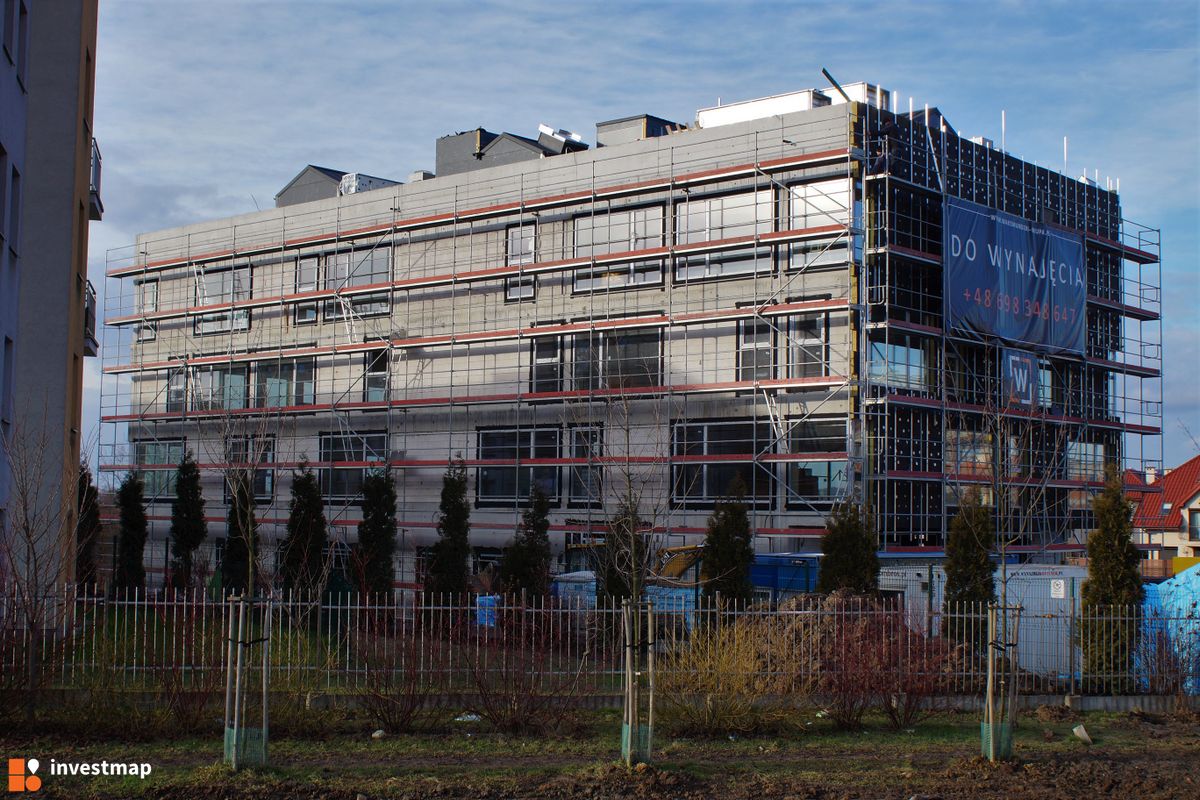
[824,81,891,111]
[695,88,832,129]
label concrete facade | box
[7,0,101,583]
[99,86,1162,590]
[0,0,30,542]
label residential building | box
[2,0,101,583]
[0,0,31,546]
[98,82,1162,589]
[1132,455,1200,560]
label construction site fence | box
[1,586,1196,699]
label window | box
[324,249,391,320]
[191,365,249,411]
[1,337,13,429]
[256,359,315,407]
[364,349,389,402]
[868,335,934,390]
[136,279,158,341]
[945,430,993,477]
[530,337,562,393]
[505,223,537,300]
[14,0,26,86]
[294,257,319,324]
[0,146,7,245]
[568,426,603,507]
[786,314,829,378]
[738,319,774,381]
[319,430,387,498]
[574,205,664,291]
[135,439,184,498]
[788,179,853,270]
[1066,440,1105,481]
[325,248,391,289]
[789,179,850,230]
[2,0,14,62]
[573,329,661,390]
[675,190,773,281]
[194,267,250,335]
[673,420,774,507]
[166,369,187,413]
[476,427,560,505]
[224,436,275,503]
[786,461,847,505]
[1038,365,1054,410]
[7,166,20,252]
[1189,511,1200,541]
[789,418,845,453]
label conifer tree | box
[498,485,552,598]
[168,451,207,590]
[280,464,328,597]
[112,471,147,593]
[816,502,878,594]
[357,470,398,597]
[700,476,754,602]
[76,461,102,590]
[222,470,258,596]
[1081,465,1143,691]
[425,457,471,596]
[942,490,995,649]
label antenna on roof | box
[1179,419,1200,455]
[821,68,852,103]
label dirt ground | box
[6,710,1196,799]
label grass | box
[5,707,1195,799]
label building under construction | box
[99,82,1163,588]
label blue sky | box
[86,0,1200,466]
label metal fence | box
[1,587,1197,698]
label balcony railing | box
[89,138,103,221]
[84,279,98,356]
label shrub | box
[426,458,471,596]
[462,599,589,734]
[658,615,795,737]
[817,503,878,594]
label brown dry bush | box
[461,601,593,735]
[657,612,800,737]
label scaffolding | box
[98,91,1162,588]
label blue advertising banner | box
[944,198,1085,355]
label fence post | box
[1067,578,1077,698]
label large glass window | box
[224,435,275,503]
[319,430,388,498]
[364,349,389,402]
[574,205,664,291]
[135,439,185,498]
[166,368,187,413]
[1189,510,1200,541]
[785,314,829,378]
[568,426,603,507]
[191,365,249,411]
[530,337,562,393]
[505,223,537,301]
[786,460,847,505]
[675,190,773,281]
[256,359,315,407]
[573,329,661,390]
[136,279,158,342]
[789,418,846,453]
[738,319,774,381]
[945,430,993,477]
[868,334,935,391]
[1066,440,1105,481]
[673,420,773,507]
[294,256,319,324]
[476,427,560,505]
[324,249,391,320]
[194,267,250,335]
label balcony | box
[84,280,98,356]
[89,138,103,221]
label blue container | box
[475,594,500,627]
